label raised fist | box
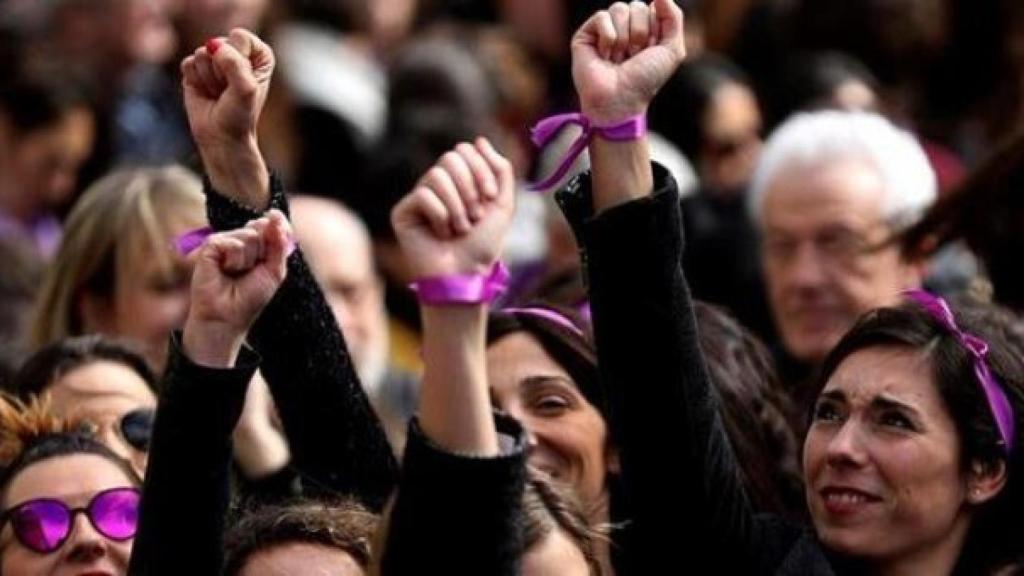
[391,138,515,281]
[572,0,687,124]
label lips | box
[819,486,882,516]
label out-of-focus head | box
[0,71,94,220]
[649,53,762,196]
[14,336,157,477]
[486,306,613,513]
[749,111,936,364]
[802,296,1024,574]
[31,165,205,373]
[224,499,378,576]
[779,52,879,118]
[46,0,177,74]
[0,395,141,576]
[175,0,268,50]
[290,195,388,391]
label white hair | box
[747,110,937,228]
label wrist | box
[199,135,270,211]
[410,261,509,307]
[182,316,245,368]
[589,136,653,213]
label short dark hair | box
[814,297,1024,573]
[14,335,158,399]
[223,498,379,575]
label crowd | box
[2,0,1024,574]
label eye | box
[530,393,573,416]
[812,400,843,424]
[879,410,916,431]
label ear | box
[899,233,936,288]
[605,445,621,475]
[77,292,115,334]
[966,458,1007,505]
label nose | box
[786,242,830,291]
[63,513,108,564]
[825,419,868,470]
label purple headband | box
[905,290,1016,454]
[502,306,585,338]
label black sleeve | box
[205,174,399,511]
[128,334,260,576]
[380,416,526,576]
[558,165,799,573]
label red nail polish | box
[206,38,221,55]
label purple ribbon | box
[410,262,510,305]
[503,306,585,337]
[905,290,1016,453]
[528,112,647,192]
[173,226,214,256]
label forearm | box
[129,336,258,575]
[418,305,498,456]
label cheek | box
[0,545,51,576]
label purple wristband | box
[528,112,647,192]
[410,262,510,305]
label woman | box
[0,395,141,576]
[30,165,206,373]
[14,335,157,477]
[564,2,1024,572]
[0,71,95,258]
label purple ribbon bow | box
[906,290,1016,453]
[528,112,647,192]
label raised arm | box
[181,29,398,508]
[130,213,291,575]
[380,139,526,575]
[566,2,785,571]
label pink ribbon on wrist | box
[410,262,510,305]
[528,112,647,191]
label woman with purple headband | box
[555,1,1024,573]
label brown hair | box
[224,498,379,575]
[522,473,606,575]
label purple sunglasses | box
[0,487,140,554]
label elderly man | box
[290,195,417,449]
[748,111,936,412]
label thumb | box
[262,210,292,283]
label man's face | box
[291,199,387,387]
[760,158,923,363]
